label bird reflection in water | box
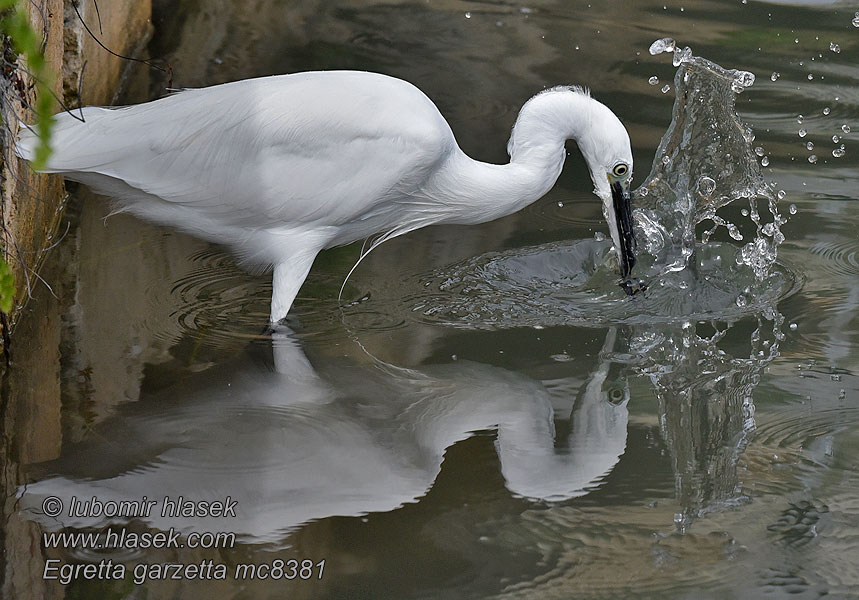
[21,328,630,543]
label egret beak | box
[610,179,636,280]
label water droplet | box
[794,38,799,44]
[798,128,807,138]
[661,155,671,165]
[736,294,748,307]
[839,389,847,399]
[830,42,841,53]
[832,135,840,143]
[789,323,798,330]
[807,73,814,80]
[853,12,859,27]
[673,46,693,66]
[594,231,605,241]
[737,71,755,87]
[649,37,676,55]
[797,114,804,124]
[806,141,814,151]
[770,71,780,81]
[741,208,749,217]
[730,71,754,93]
[808,154,818,164]
[832,145,846,158]
[648,75,659,85]
[823,107,831,115]
[465,11,471,18]
[760,156,769,166]
[557,201,564,207]
[842,124,851,133]
[754,146,764,156]
[661,84,671,94]
[696,176,716,197]
[777,190,786,200]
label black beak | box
[611,180,637,280]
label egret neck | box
[418,85,636,279]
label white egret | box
[17,71,638,323]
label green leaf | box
[0,258,15,314]
[2,0,55,169]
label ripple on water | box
[161,249,271,347]
[778,237,859,357]
[752,407,858,455]
[327,306,409,334]
[739,404,859,500]
[491,507,744,599]
[807,239,859,278]
[397,240,799,329]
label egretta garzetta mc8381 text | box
[18,71,637,324]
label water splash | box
[638,38,785,287]
[356,41,799,330]
[630,309,785,527]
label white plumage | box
[18,71,635,323]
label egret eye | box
[612,163,629,177]
[608,387,625,404]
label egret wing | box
[24,72,455,233]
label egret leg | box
[270,251,319,324]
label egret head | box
[574,100,637,282]
[508,86,639,286]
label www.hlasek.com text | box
[43,527,235,551]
